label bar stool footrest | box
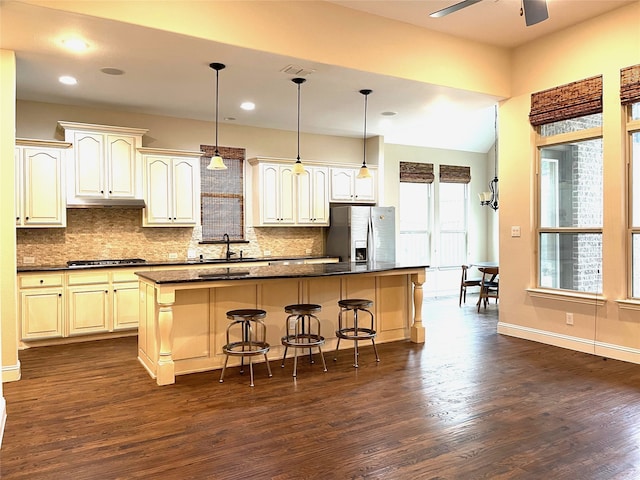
[336,327,376,341]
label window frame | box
[535,123,603,293]
[626,102,640,298]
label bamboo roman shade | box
[529,75,603,126]
[439,165,471,184]
[621,64,640,105]
[200,145,245,241]
[399,162,434,183]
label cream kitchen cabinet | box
[15,139,70,228]
[252,162,295,226]
[112,269,140,330]
[297,166,329,225]
[19,273,64,340]
[329,166,377,203]
[58,121,148,204]
[67,271,111,335]
[140,148,201,227]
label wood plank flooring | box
[2,296,640,479]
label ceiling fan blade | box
[429,0,483,18]
[522,0,549,26]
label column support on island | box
[410,271,425,343]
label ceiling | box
[0,0,634,154]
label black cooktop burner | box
[67,258,147,267]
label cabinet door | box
[113,283,139,330]
[21,289,64,340]
[73,132,105,198]
[330,168,355,202]
[297,166,329,225]
[171,157,198,225]
[106,134,137,198]
[144,157,172,224]
[15,147,22,226]
[278,165,295,224]
[67,286,110,335]
[260,164,280,224]
[353,168,376,202]
[22,148,66,226]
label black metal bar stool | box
[281,303,327,377]
[220,309,272,387]
[334,298,379,368]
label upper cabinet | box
[329,166,377,203]
[140,148,201,227]
[15,139,71,228]
[252,162,296,226]
[58,122,148,204]
[297,165,329,226]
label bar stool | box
[281,303,327,377]
[219,309,272,387]
[334,298,380,368]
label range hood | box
[67,198,146,209]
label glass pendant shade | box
[292,77,307,175]
[358,89,373,179]
[208,62,227,170]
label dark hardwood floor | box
[2,296,640,479]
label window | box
[438,165,471,268]
[623,65,640,297]
[398,162,433,265]
[532,76,603,293]
[200,145,245,242]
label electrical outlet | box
[187,249,196,259]
[168,252,178,260]
[566,312,574,325]
[511,226,521,237]
[306,248,312,255]
[23,256,35,264]
[264,250,271,257]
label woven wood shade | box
[200,145,245,241]
[439,165,471,184]
[621,65,640,105]
[529,75,603,126]
[399,162,434,183]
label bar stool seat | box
[220,309,272,386]
[281,303,327,377]
[334,298,379,368]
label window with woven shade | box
[438,165,471,268]
[200,145,245,242]
[398,162,433,265]
[532,76,603,293]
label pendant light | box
[206,62,227,170]
[479,104,499,210]
[291,77,307,175]
[357,89,373,179]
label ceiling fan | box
[430,0,549,26]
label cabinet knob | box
[16,216,20,221]
[26,216,30,220]
[58,293,62,297]
[39,279,44,284]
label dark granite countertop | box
[16,256,335,273]
[135,262,429,285]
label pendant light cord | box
[215,66,220,156]
[297,81,301,161]
[363,92,368,163]
[494,104,498,179]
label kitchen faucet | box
[223,233,236,261]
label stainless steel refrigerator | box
[326,206,396,263]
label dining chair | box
[459,265,482,307]
[477,267,499,312]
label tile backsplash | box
[16,209,325,266]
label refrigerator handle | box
[368,214,374,262]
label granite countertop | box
[135,261,429,285]
[16,256,335,273]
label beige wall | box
[498,2,640,361]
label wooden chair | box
[459,265,481,306]
[477,267,499,312]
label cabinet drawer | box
[68,272,110,285]
[19,274,64,288]
[112,269,140,283]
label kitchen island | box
[136,262,427,385]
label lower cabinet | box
[18,268,140,342]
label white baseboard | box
[1,361,21,383]
[0,397,6,448]
[497,322,640,364]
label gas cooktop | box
[67,258,147,267]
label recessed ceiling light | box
[62,38,88,52]
[381,111,397,117]
[240,102,255,111]
[100,67,125,76]
[58,75,77,85]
